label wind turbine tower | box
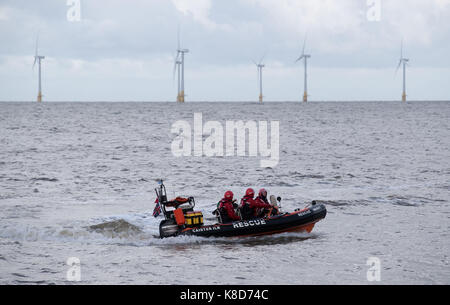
[33,36,45,102]
[178,49,189,103]
[295,37,311,102]
[253,56,265,103]
[396,41,410,102]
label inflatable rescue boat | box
[155,181,327,239]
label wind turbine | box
[33,35,45,102]
[396,40,410,102]
[295,37,311,102]
[253,55,265,103]
[174,28,189,103]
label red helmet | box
[245,188,255,197]
[224,191,234,200]
[259,188,267,198]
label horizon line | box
[1,100,449,103]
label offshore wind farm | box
[30,32,415,104]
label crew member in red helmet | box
[218,191,241,223]
[240,188,273,220]
[255,188,278,217]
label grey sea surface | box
[0,101,449,284]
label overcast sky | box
[1,0,449,102]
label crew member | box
[255,188,278,217]
[218,191,241,223]
[240,188,273,220]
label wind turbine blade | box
[177,25,181,50]
[252,59,258,66]
[395,60,402,76]
[35,33,39,56]
[259,52,267,65]
[172,52,180,83]
[301,35,307,56]
[400,39,403,59]
[33,32,40,70]
[295,55,305,63]
[173,62,177,82]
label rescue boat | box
[155,181,327,239]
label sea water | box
[0,101,449,284]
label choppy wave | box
[88,219,143,237]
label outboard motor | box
[156,180,179,238]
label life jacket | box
[240,196,256,220]
[253,196,272,217]
[255,195,269,205]
[218,199,237,223]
